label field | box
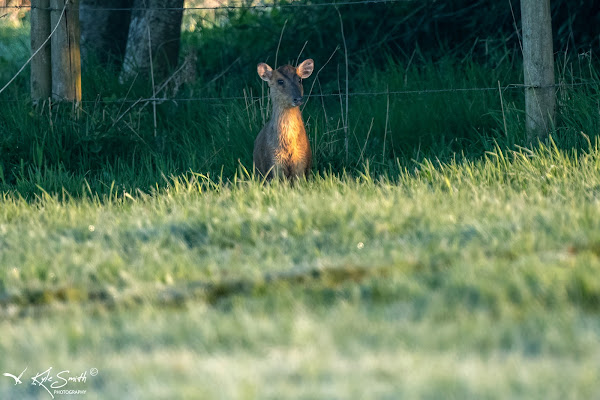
[2,143,600,398]
[1,1,600,399]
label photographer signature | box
[3,366,97,399]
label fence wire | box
[0,0,597,106]
[0,82,596,104]
[78,82,600,104]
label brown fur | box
[253,59,314,180]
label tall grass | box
[0,4,598,197]
[1,53,598,197]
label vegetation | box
[0,0,600,398]
[3,142,600,398]
[0,1,598,196]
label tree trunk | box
[79,0,133,70]
[50,0,82,102]
[521,0,555,142]
[30,0,52,104]
[119,0,184,84]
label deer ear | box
[297,59,314,79]
[257,63,273,81]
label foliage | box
[0,0,598,198]
[182,0,600,92]
[0,22,29,89]
[0,48,598,197]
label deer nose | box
[293,96,303,106]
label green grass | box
[1,52,598,198]
[0,7,597,197]
[2,141,600,398]
[2,4,600,399]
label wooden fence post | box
[30,0,52,104]
[50,0,81,102]
[520,0,555,142]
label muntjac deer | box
[253,59,314,180]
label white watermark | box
[3,366,98,399]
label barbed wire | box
[1,0,414,12]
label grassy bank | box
[1,52,598,197]
[0,7,599,198]
[1,142,600,398]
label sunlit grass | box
[1,142,600,398]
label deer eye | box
[277,79,284,85]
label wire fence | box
[0,0,598,106]
[1,82,597,105]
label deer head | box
[257,59,314,108]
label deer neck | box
[270,106,304,145]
